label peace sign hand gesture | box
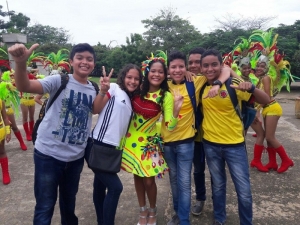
[173,88,184,117]
[100,66,114,93]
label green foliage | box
[275,20,300,77]
[141,7,202,53]
[25,24,70,45]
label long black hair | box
[140,59,169,106]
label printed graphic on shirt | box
[219,90,228,98]
[52,89,93,145]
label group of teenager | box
[3,40,293,225]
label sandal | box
[147,206,157,225]
[137,205,148,225]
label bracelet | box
[99,92,107,97]
[247,84,256,93]
[5,126,11,135]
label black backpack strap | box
[46,74,69,112]
[89,80,99,95]
[199,82,208,102]
[225,77,242,122]
[185,81,197,114]
[185,80,200,129]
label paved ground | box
[0,83,300,225]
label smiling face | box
[148,61,165,89]
[188,53,201,74]
[241,64,251,77]
[200,55,222,82]
[168,59,186,84]
[124,68,140,93]
[70,51,95,80]
[255,62,267,77]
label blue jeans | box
[33,149,84,225]
[164,141,194,225]
[203,142,253,225]
[193,141,206,201]
[93,171,123,225]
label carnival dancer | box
[252,54,294,173]
[0,71,27,150]
[0,98,12,184]
[248,29,294,173]
[122,51,183,225]
[20,67,37,141]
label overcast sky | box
[3,0,300,46]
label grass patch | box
[88,76,117,83]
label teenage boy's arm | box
[8,43,43,94]
[231,82,270,104]
[206,66,231,98]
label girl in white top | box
[89,64,143,225]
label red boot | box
[0,157,11,185]
[29,120,34,136]
[265,147,278,171]
[23,122,32,141]
[250,144,269,172]
[276,146,294,173]
[14,131,27,151]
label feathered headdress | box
[44,49,70,73]
[141,50,167,76]
[269,50,294,92]
[0,48,11,70]
[249,29,293,93]
[27,51,45,67]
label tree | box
[5,13,30,33]
[25,23,70,45]
[275,20,300,77]
[142,7,202,52]
[214,14,277,31]
[200,28,251,55]
[121,33,146,66]
[0,5,15,30]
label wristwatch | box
[212,80,222,87]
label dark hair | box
[141,60,169,106]
[188,47,205,56]
[117,64,142,97]
[167,50,186,67]
[200,49,223,65]
[69,43,96,63]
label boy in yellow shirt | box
[200,49,269,225]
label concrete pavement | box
[0,84,299,225]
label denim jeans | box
[33,149,84,225]
[193,141,206,201]
[93,171,123,225]
[203,142,253,225]
[164,141,194,225]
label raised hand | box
[230,82,253,92]
[173,88,184,112]
[184,71,195,82]
[8,43,39,64]
[100,66,114,93]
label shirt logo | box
[121,100,126,104]
[219,90,228,98]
